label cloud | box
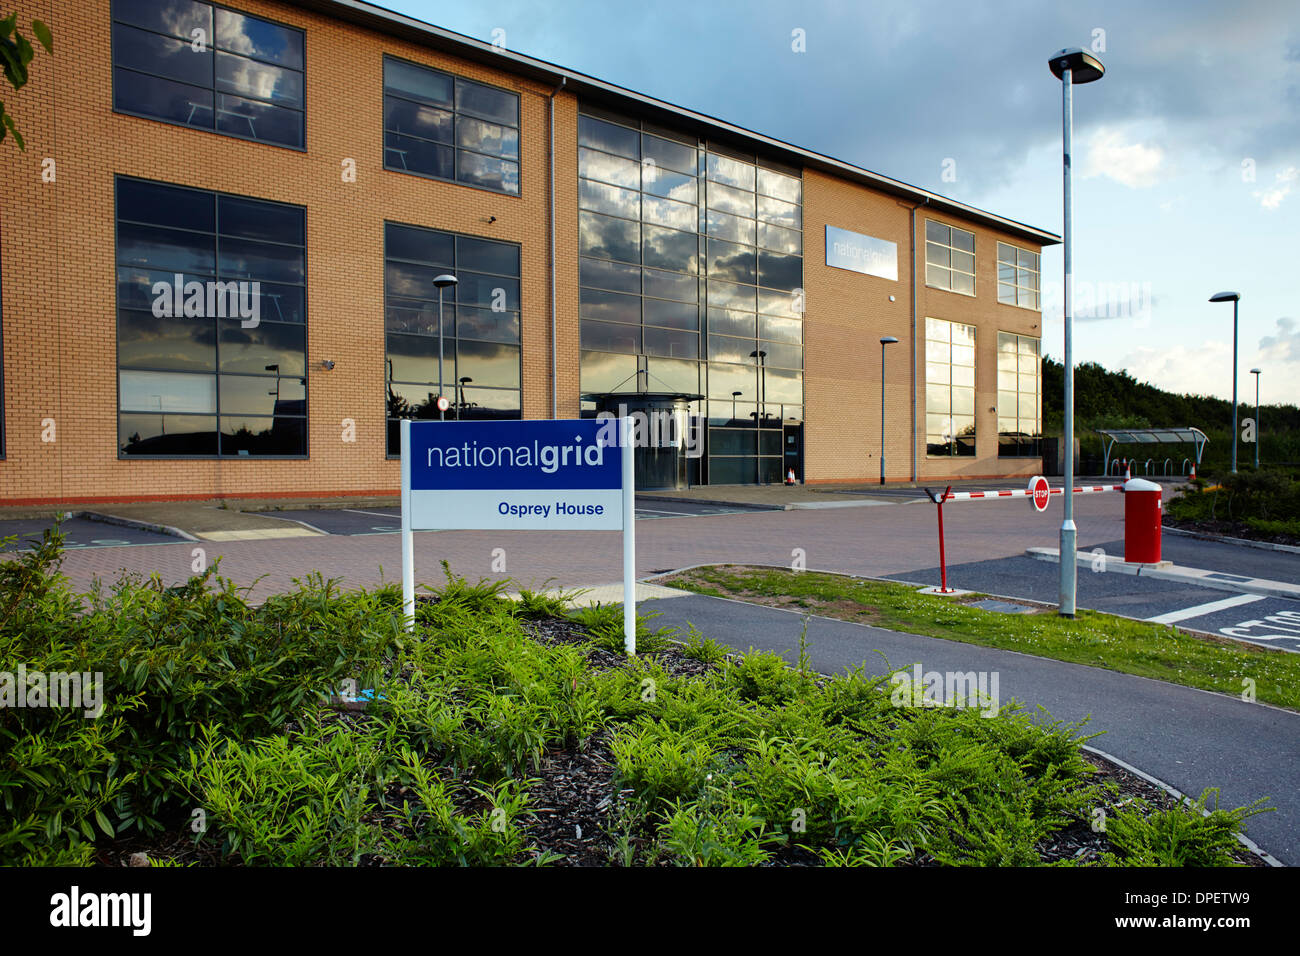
[1118,342,1234,399]
[1253,165,1299,209]
[1082,127,1166,188]
[1258,315,1299,361]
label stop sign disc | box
[1029,475,1051,512]
[435,395,450,412]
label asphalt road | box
[0,516,175,549]
[641,592,1299,865]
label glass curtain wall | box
[577,108,804,483]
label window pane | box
[706,153,755,190]
[220,416,304,456]
[951,228,975,253]
[926,241,950,268]
[998,282,1017,304]
[705,209,756,245]
[580,212,640,263]
[580,179,639,219]
[951,323,975,346]
[121,369,216,413]
[764,367,802,403]
[762,343,802,370]
[643,327,698,359]
[458,387,520,420]
[385,98,453,143]
[220,373,304,416]
[926,361,950,385]
[708,362,756,400]
[952,365,974,388]
[219,236,304,284]
[386,223,454,266]
[952,272,975,295]
[758,287,802,318]
[458,152,519,195]
[758,250,801,292]
[759,315,801,344]
[215,92,302,148]
[925,220,949,244]
[215,8,303,69]
[950,250,975,275]
[113,23,211,86]
[758,221,801,255]
[218,195,303,245]
[455,78,516,126]
[643,268,697,302]
[925,264,949,289]
[707,239,756,285]
[455,272,519,312]
[118,309,216,371]
[385,59,453,107]
[581,350,638,393]
[643,298,698,330]
[707,279,756,312]
[117,222,216,273]
[756,168,801,203]
[457,340,520,387]
[387,333,451,384]
[114,68,213,129]
[646,357,699,393]
[757,195,800,229]
[215,51,303,108]
[643,195,697,231]
[114,0,211,38]
[118,179,215,232]
[457,236,519,277]
[708,334,755,364]
[643,224,699,273]
[120,412,217,455]
[580,288,640,324]
[581,319,641,353]
[579,115,639,158]
[457,115,519,159]
[388,131,453,178]
[708,308,755,338]
[579,147,640,188]
[218,320,305,375]
[641,133,695,174]
[456,306,519,344]
[643,167,697,203]
[707,181,755,217]
[580,257,640,294]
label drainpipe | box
[548,76,566,418]
[901,197,929,482]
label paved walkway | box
[639,592,1296,865]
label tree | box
[1,13,53,149]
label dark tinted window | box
[111,0,304,149]
[116,177,307,457]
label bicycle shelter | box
[1096,427,1208,477]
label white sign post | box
[400,417,638,654]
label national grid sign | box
[399,418,637,651]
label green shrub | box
[1103,788,1272,866]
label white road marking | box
[341,508,400,520]
[1146,593,1267,625]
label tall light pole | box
[1210,291,1241,472]
[457,376,472,420]
[750,349,766,484]
[1049,47,1105,619]
[1250,367,1261,469]
[434,274,458,421]
[879,336,898,485]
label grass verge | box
[659,564,1300,711]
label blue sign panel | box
[408,419,621,492]
[825,225,898,281]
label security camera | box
[321,360,335,370]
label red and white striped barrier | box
[939,483,1122,502]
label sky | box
[377,0,1298,406]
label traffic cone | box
[1124,459,1131,481]
[786,467,796,486]
[1190,462,1197,481]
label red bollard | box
[1124,478,1163,563]
[925,486,955,592]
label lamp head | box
[433,274,458,289]
[1208,291,1240,303]
[880,336,899,345]
[1250,368,1261,375]
[1048,48,1105,83]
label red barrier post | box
[926,485,954,593]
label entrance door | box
[782,422,803,482]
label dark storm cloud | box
[439,0,1299,195]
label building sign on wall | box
[825,225,898,281]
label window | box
[998,332,1041,457]
[385,222,521,454]
[997,242,1040,309]
[116,177,307,457]
[925,317,975,457]
[383,57,520,195]
[925,220,975,296]
[577,110,803,483]
[111,0,304,149]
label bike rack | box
[1144,458,1154,475]
[1163,458,1172,476]
[1182,457,1192,475]
[1109,458,1122,476]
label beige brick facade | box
[0,0,1050,505]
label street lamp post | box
[457,376,472,421]
[1049,47,1105,619]
[1250,367,1261,468]
[750,350,766,484]
[433,274,458,421]
[1209,291,1242,472]
[731,390,742,423]
[879,336,898,485]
